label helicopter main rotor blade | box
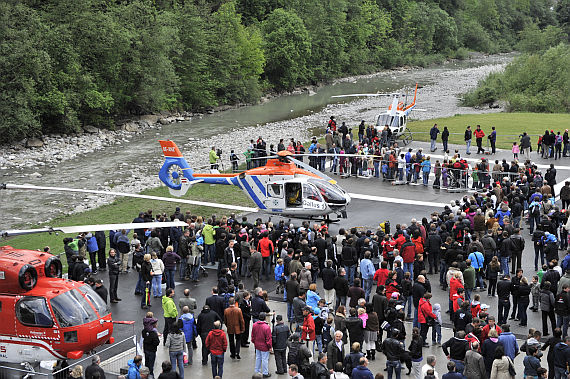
[331,93,404,98]
[286,157,337,183]
[1,221,191,237]
[3,183,258,213]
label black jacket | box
[412,282,426,308]
[251,295,270,319]
[107,255,121,275]
[196,308,221,337]
[326,340,345,369]
[333,276,349,297]
[382,337,405,361]
[321,267,337,290]
[497,279,512,300]
[341,246,357,266]
[442,337,469,360]
[142,329,160,352]
[272,323,290,351]
[372,293,388,322]
[206,294,226,320]
[345,316,364,344]
[286,279,300,303]
[94,285,108,304]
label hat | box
[395,305,404,311]
[203,305,210,310]
[481,304,490,310]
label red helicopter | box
[0,246,114,365]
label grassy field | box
[2,184,251,253]
[409,113,570,150]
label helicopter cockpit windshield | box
[51,289,98,328]
[79,284,110,316]
[308,179,347,205]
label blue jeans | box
[465,288,472,302]
[205,244,215,265]
[466,139,471,154]
[191,256,201,281]
[500,257,509,277]
[313,335,323,354]
[152,274,162,297]
[413,307,419,328]
[422,171,429,186]
[398,168,403,181]
[179,258,187,280]
[169,351,184,379]
[374,162,380,178]
[255,350,270,375]
[345,265,356,286]
[363,278,373,301]
[557,315,570,337]
[386,360,401,379]
[287,302,294,322]
[165,268,176,290]
[555,366,567,379]
[403,296,412,318]
[135,272,145,294]
[403,262,413,277]
[432,323,441,344]
[211,354,224,378]
[430,139,436,151]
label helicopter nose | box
[344,193,351,204]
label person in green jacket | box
[202,220,215,265]
[244,148,253,170]
[209,147,219,170]
[463,260,476,302]
[162,288,178,346]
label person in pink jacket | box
[251,312,273,377]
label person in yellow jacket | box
[209,147,219,169]
[162,288,178,346]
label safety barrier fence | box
[0,335,139,379]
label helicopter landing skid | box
[399,128,413,146]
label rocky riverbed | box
[0,54,512,229]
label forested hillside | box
[463,10,570,113]
[0,0,561,143]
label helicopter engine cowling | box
[0,261,38,293]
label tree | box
[209,1,265,103]
[262,9,311,90]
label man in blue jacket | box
[497,324,519,361]
[360,251,375,302]
[352,357,374,379]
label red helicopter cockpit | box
[0,246,113,364]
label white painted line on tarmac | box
[348,192,446,208]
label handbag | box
[507,357,516,376]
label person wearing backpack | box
[288,333,312,378]
[272,315,290,375]
[310,353,330,379]
[343,342,364,377]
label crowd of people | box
[54,121,570,379]
[61,180,570,379]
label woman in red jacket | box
[385,271,402,299]
[449,271,464,315]
[418,293,437,346]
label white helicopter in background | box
[332,83,422,146]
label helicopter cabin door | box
[264,182,286,210]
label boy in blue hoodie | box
[431,303,442,345]
[180,306,197,365]
[275,258,285,294]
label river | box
[0,53,514,231]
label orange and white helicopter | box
[0,246,113,365]
[332,83,422,146]
[159,140,351,219]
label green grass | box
[409,113,570,150]
[2,184,251,253]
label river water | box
[0,54,514,231]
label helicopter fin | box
[158,140,198,194]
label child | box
[512,142,520,159]
[274,258,285,294]
[530,275,541,311]
[537,264,547,283]
[321,317,334,353]
[431,303,442,345]
[471,294,481,318]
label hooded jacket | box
[126,360,140,379]
[205,328,227,356]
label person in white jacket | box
[150,252,165,297]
